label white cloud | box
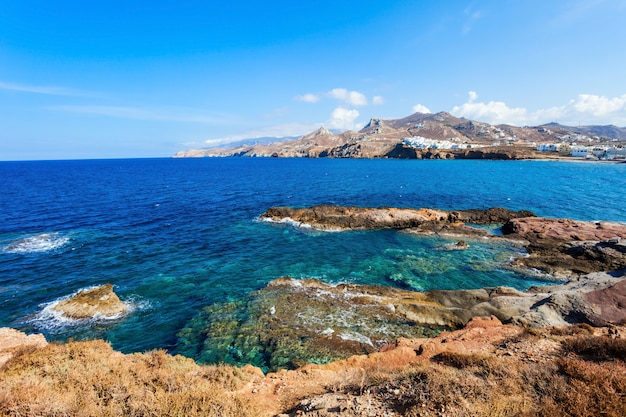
[0,81,95,97]
[49,105,229,124]
[572,94,626,116]
[327,88,368,106]
[450,91,626,126]
[327,107,361,130]
[295,93,320,103]
[412,104,432,114]
[545,94,626,125]
[451,91,529,125]
[372,95,384,105]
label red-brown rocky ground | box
[3,317,625,417]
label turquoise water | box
[1,158,625,358]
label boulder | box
[52,284,127,319]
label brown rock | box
[52,284,128,319]
[502,218,626,275]
[261,205,534,231]
[584,279,626,325]
[464,315,503,329]
[502,217,626,242]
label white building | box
[606,148,626,160]
[570,146,589,157]
[402,137,477,150]
[537,143,559,152]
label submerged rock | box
[442,240,470,250]
[52,284,127,319]
[177,277,457,373]
[178,270,626,372]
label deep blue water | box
[1,158,625,357]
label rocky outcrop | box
[385,144,546,160]
[51,284,128,319]
[263,205,626,276]
[260,205,533,231]
[502,217,626,241]
[502,217,626,275]
[261,205,450,230]
[178,273,626,372]
[0,328,47,367]
[430,272,626,328]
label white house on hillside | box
[537,143,559,152]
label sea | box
[1,158,625,362]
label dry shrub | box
[432,351,495,369]
[544,358,626,417]
[548,323,595,337]
[371,343,626,417]
[0,339,262,417]
[379,363,525,417]
[562,335,626,360]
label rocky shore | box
[261,205,626,276]
[2,205,626,416]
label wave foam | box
[25,287,150,333]
[2,233,70,254]
[259,216,345,232]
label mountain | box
[174,112,626,159]
[541,122,626,140]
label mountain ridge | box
[175,111,626,158]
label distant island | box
[175,111,626,160]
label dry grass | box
[2,331,626,417]
[0,339,262,417]
[372,356,626,417]
[547,323,595,337]
[332,331,626,417]
[562,335,626,361]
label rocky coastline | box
[261,205,626,276]
[2,205,626,416]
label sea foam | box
[25,287,149,333]
[2,232,70,254]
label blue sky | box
[1,0,626,160]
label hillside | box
[174,112,626,159]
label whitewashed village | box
[402,122,626,160]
